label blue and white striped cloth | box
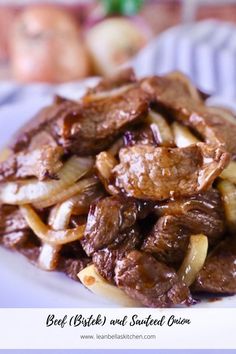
[132,20,236,110]
[1,20,236,110]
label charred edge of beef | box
[114,250,193,308]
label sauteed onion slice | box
[0,147,12,162]
[38,243,61,271]
[172,122,199,147]
[34,177,97,209]
[218,179,236,231]
[148,110,174,146]
[78,264,141,307]
[220,161,236,185]
[0,156,94,205]
[20,205,85,246]
[178,234,208,287]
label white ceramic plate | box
[0,97,235,308]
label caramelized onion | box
[207,106,236,125]
[38,187,83,270]
[0,147,12,162]
[148,110,174,146]
[178,234,208,286]
[38,243,61,271]
[95,151,118,195]
[218,180,236,231]
[34,177,98,209]
[220,161,236,184]
[172,122,199,147]
[78,264,141,307]
[96,151,117,180]
[20,205,85,245]
[0,156,94,205]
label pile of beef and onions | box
[1,68,236,308]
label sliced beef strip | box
[141,75,236,155]
[17,237,41,264]
[11,99,77,153]
[70,183,106,216]
[81,196,154,256]
[142,207,224,265]
[54,85,149,155]
[192,238,236,294]
[11,77,148,156]
[81,196,139,256]
[154,189,223,219]
[92,226,141,283]
[0,205,29,236]
[58,258,91,281]
[18,245,40,263]
[0,145,64,181]
[113,143,229,201]
[1,231,29,249]
[142,189,225,264]
[58,241,91,281]
[114,250,192,307]
[86,68,136,95]
[0,205,32,249]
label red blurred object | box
[196,4,236,23]
[0,7,18,62]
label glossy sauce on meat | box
[114,144,229,200]
[115,250,192,307]
[1,68,236,308]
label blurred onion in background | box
[10,4,91,82]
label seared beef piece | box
[0,205,33,249]
[190,112,236,157]
[0,145,64,181]
[114,250,192,307]
[86,68,136,94]
[114,143,229,201]
[11,99,77,153]
[92,226,141,282]
[142,215,191,264]
[192,238,236,294]
[81,196,154,256]
[58,240,91,281]
[17,244,40,264]
[143,189,225,264]
[60,240,87,258]
[154,189,223,219]
[58,258,91,281]
[14,232,41,263]
[54,85,149,155]
[0,205,29,236]
[142,209,224,265]
[70,184,106,216]
[12,81,148,156]
[141,76,236,155]
[81,196,139,256]
[1,231,30,249]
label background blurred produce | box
[85,17,149,76]
[10,5,91,82]
[0,0,236,82]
